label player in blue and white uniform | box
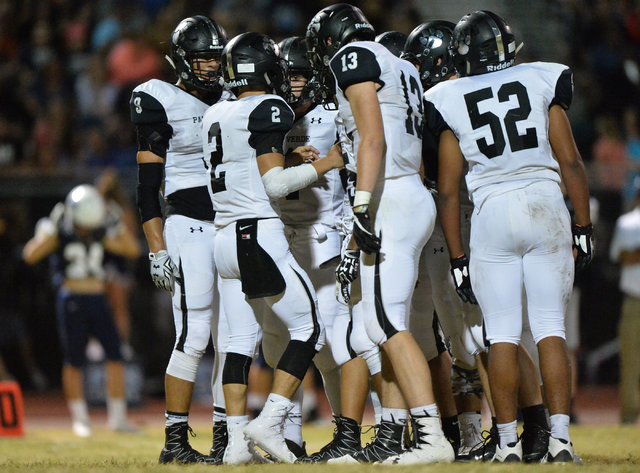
[23,185,140,438]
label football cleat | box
[243,401,297,463]
[299,416,361,463]
[469,422,498,461]
[224,420,255,465]
[328,420,404,464]
[457,416,483,461]
[72,419,92,438]
[521,423,549,463]
[381,416,455,465]
[542,437,583,464]
[159,422,216,464]
[491,439,523,463]
[209,421,228,464]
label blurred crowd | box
[1,0,640,397]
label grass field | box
[1,423,640,472]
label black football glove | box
[336,249,360,303]
[352,205,381,254]
[572,223,594,271]
[450,254,477,304]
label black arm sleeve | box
[248,99,295,156]
[550,68,573,110]
[329,46,383,93]
[136,162,164,223]
[131,91,173,158]
[422,125,440,186]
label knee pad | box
[166,349,201,383]
[222,352,252,385]
[361,346,382,376]
[276,340,317,380]
[451,365,483,397]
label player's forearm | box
[355,137,386,192]
[561,160,591,227]
[142,217,165,253]
[438,193,464,258]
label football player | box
[427,10,591,463]
[406,20,551,463]
[23,185,140,437]
[202,32,344,464]
[306,3,454,465]
[130,16,230,464]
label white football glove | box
[149,250,180,292]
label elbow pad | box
[261,164,318,200]
[136,162,164,223]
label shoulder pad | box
[330,45,382,92]
[248,97,295,133]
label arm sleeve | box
[550,68,573,110]
[248,99,295,156]
[329,46,383,93]
[130,91,173,158]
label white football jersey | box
[202,94,295,228]
[330,41,423,181]
[280,104,343,228]
[424,62,573,207]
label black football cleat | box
[469,422,498,461]
[298,416,361,463]
[521,423,549,463]
[159,422,217,464]
[209,421,228,464]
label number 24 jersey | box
[424,62,573,206]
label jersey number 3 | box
[464,81,538,159]
[207,123,226,194]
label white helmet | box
[65,184,106,229]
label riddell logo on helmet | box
[486,59,514,72]
[355,23,371,29]
[226,78,249,87]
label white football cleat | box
[381,417,455,465]
[542,437,583,464]
[224,420,255,465]
[492,439,523,462]
[243,399,296,463]
[72,419,92,438]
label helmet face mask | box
[450,10,518,77]
[306,3,375,102]
[402,21,455,89]
[221,32,293,102]
[170,16,228,99]
[278,36,320,108]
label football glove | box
[336,249,360,303]
[572,223,594,271]
[450,254,477,305]
[149,250,181,292]
[353,205,381,254]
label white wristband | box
[353,190,371,208]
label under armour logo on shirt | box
[190,227,203,233]
[434,247,444,254]
[310,117,322,124]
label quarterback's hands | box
[352,205,381,254]
[572,223,594,271]
[289,145,320,164]
[450,254,477,305]
[336,249,360,303]
[149,250,181,292]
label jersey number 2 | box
[464,81,538,159]
[207,123,226,194]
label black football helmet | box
[278,36,320,108]
[402,21,455,89]
[221,32,291,100]
[169,16,227,99]
[450,10,518,77]
[375,31,408,58]
[306,3,375,100]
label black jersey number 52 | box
[464,81,538,159]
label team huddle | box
[30,1,594,466]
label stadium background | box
[0,0,638,416]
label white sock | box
[410,403,438,418]
[266,392,294,410]
[107,398,127,427]
[68,399,89,424]
[381,407,409,424]
[165,411,188,427]
[550,414,570,442]
[497,420,518,448]
[370,391,382,425]
[227,415,249,432]
[284,400,303,447]
[213,405,226,424]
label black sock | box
[442,415,461,450]
[491,416,498,431]
[522,404,549,430]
